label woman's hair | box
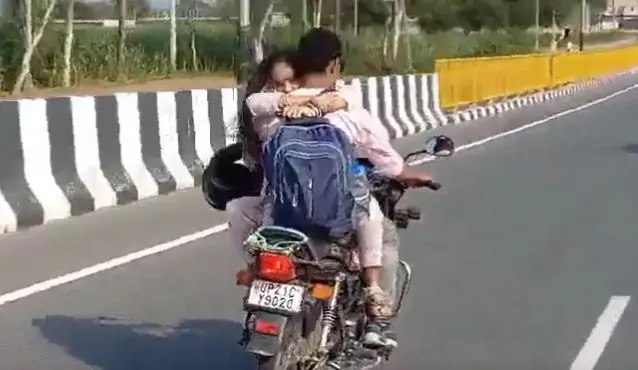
[245,48,298,95]
[238,48,298,172]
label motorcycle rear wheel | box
[256,352,297,370]
[256,311,324,370]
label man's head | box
[296,28,343,85]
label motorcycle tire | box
[256,353,296,370]
[256,310,324,370]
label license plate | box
[247,279,305,313]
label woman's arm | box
[246,92,314,117]
[245,92,283,117]
[310,84,362,114]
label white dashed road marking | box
[0,83,637,307]
[570,295,631,370]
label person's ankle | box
[364,286,393,318]
[363,284,383,293]
[362,265,382,287]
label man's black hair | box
[296,28,342,75]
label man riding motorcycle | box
[249,28,434,348]
[227,48,362,269]
[203,28,433,351]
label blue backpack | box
[261,118,367,239]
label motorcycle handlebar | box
[380,178,441,192]
[422,180,441,191]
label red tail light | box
[254,319,280,335]
[257,252,296,282]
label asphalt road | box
[2,76,638,370]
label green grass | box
[0,21,634,92]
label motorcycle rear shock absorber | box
[317,272,346,353]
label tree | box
[54,0,87,19]
[117,0,126,81]
[209,0,236,18]
[312,0,323,27]
[169,0,176,73]
[256,1,275,62]
[63,0,75,87]
[177,0,217,18]
[127,0,151,18]
[12,0,58,94]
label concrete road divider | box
[0,74,446,234]
[436,54,553,109]
[436,46,638,109]
[0,89,237,233]
[1,48,635,234]
[551,46,638,85]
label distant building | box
[604,0,638,28]
[608,0,638,9]
[606,0,638,15]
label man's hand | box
[396,168,433,188]
[310,92,348,114]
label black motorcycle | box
[235,136,455,370]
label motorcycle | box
[235,135,456,370]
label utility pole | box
[117,0,126,80]
[236,0,252,84]
[550,10,558,52]
[302,0,308,31]
[353,0,358,36]
[579,0,586,51]
[169,0,177,73]
[534,0,540,50]
[335,0,341,32]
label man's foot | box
[362,286,397,349]
[328,350,383,370]
[363,319,397,349]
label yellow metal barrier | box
[435,54,552,109]
[435,46,638,109]
[551,46,638,85]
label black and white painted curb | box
[0,70,632,234]
[0,89,240,233]
[0,74,446,233]
[353,74,448,138]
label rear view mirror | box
[424,135,455,157]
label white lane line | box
[570,296,631,370]
[0,82,637,308]
[0,225,228,306]
[411,82,638,165]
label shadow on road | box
[622,143,638,154]
[32,315,256,370]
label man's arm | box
[349,109,432,185]
[346,109,404,177]
[337,84,363,110]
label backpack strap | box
[283,117,331,126]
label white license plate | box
[247,279,305,313]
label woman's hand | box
[279,104,322,119]
[277,94,313,109]
[310,92,348,114]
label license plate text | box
[247,280,304,313]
